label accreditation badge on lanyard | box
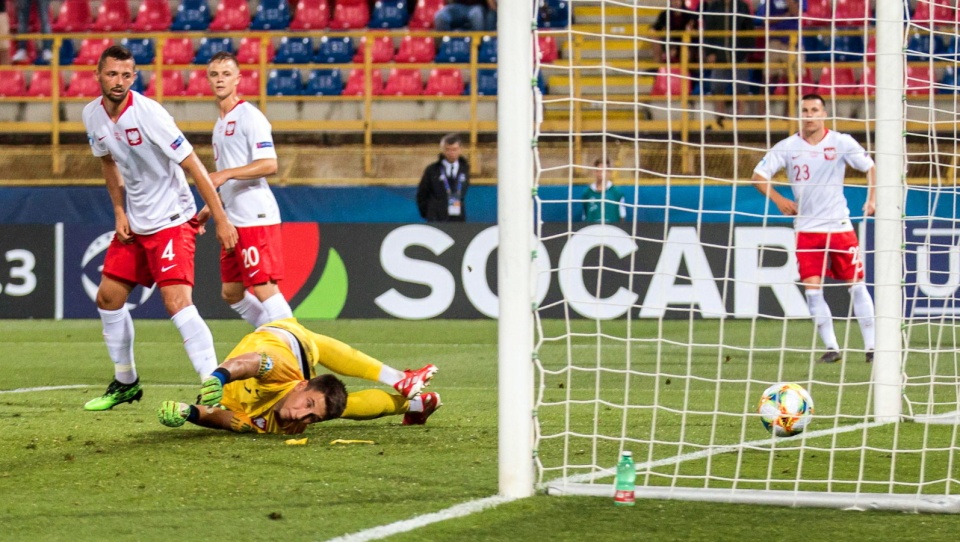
[441,167,463,217]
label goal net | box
[497,0,960,512]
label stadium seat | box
[833,35,864,62]
[162,37,195,64]
[803,0,831,26]
[236,37,275,64]
[251,0,292,30]
[122,38,156,65]
[193,37,233,64]
[907,66,934,95]
[771,67,814,96]
[801,34,829,64]
[0,70,26,97]
[369,0,408,28]
[34,39,74,66]
[383,68,422,95]
[537,71,548,95]
[859,65,875,95]
[912,0,956,27]
[130,71,146,93]
[274,37,314,64]
[74,38,113,66]
[538,35,558,63]
[238,69,261,96]
[185,69,214,96]
[330,0,369,29]
[289,0,329,29]
[132,0,173,31]
[476,68,497,95]
[315,36,354,63]
[478,35,496,63]
[423,68,464,96]
[267,69,302,95]
[170,0,211,30]
[343,68,384,95]
[395,36,434,63]
[52,0,92,32]
[407,0,443,29]
[538,0,568,28]
[26,70,65,97]
[209,0,251,30]
[651,67,689,96]
[92,0,132,32]
[815,67,857,96]
[64,71,101,97]
[938,67,958,94]
[907,33,934,62]
[436,36,470,63]
[304,69,344,95]
[145,70,187,96]
[833,0,870,26]
[865,33,876,61]
[352,36,394,63]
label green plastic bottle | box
[614,451,635,506]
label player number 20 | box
[242,247,260,269]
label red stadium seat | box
[394,36,434,63]
[52,0,92,32]
[815,67,857,96]
[906,65,934,95]
[132,0,173,31]
[913,0,957,27]
[834,0,869,26]
[423,68,464,96]
[65,71,101,97]
[185,69,214,96]
[803,0,831,26]
[145,70,187,97]
[537,35,558,63]
[773,67,815,96]
[92,0,132,32]
[650,67,688,96]
[859,65,875,95]
[343,68,383,95]
[383,68,422,95]
[236,37,276,64]
[0,70,26,97]
[329,0,369,29]
[26,70,66,97]
[352,36,393,63]
[74,38,113,66]
[162,38,195,65]
[289,0,329,29]
[407,0,443,29]
[238,69,261,96]
[209,0,251,30]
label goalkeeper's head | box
[275,374,348,425]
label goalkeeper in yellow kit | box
[156,318,441,434]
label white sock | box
[99,306,137,384]
[261,292,293,325]
[408,395,424,412]
[230,290,266,327]
[171,305,218,380]
[378,365,406,387]
[850,283,876,351]
[805,289,839,351]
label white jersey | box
[82,91,196,235]
[753,129,874,232]
[213,101,281,227]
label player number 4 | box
[161,240,176,261]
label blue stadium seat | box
[39,39,76,66]
[130,71,147,93]
[436,36,471,63]
[170,0,211,30]
[537,71,548,95]
[477,69,497,95]
[941,35,960,62]
[267,69,302,95]
[315,36,354,63]
[478,35,497,63]
[538,0,568,28]
[939,67,958,94]
[193,37,233,64]
[122,38,156,65]
[906,32,933,62]
[274,37,314,64]
[369,0,408,28]
[305,69,343,95]
[250,0,291,30]
[801,34,829,63]
[833,35,864,62]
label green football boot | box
[83,379,143,411]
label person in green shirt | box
[582,157,627,223]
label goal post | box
[497,0,960,512]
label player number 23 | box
[793,164,810,182]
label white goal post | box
[498,0,960,512]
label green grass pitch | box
[2,319,960,541]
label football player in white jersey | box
[81,45,239,411]
[751,93,877,364]
[197,51,294,327]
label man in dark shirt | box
[699,0,756,124]
[417,133,470,222]
[652,0,697,64]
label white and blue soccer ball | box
[758,383,814,437]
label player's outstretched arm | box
[751,173,797,216]
[180,151,238,251]
[199,352,271,406]
[157,401,243,431]
[100,155,133,243]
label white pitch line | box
[0,383,204,394]
[323,495,519,542]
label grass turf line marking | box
[324,495,518,542]
[0,385,91,394]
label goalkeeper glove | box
[158,401,192,428]
[199,368,231,406]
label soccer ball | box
[758,383,814,437]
